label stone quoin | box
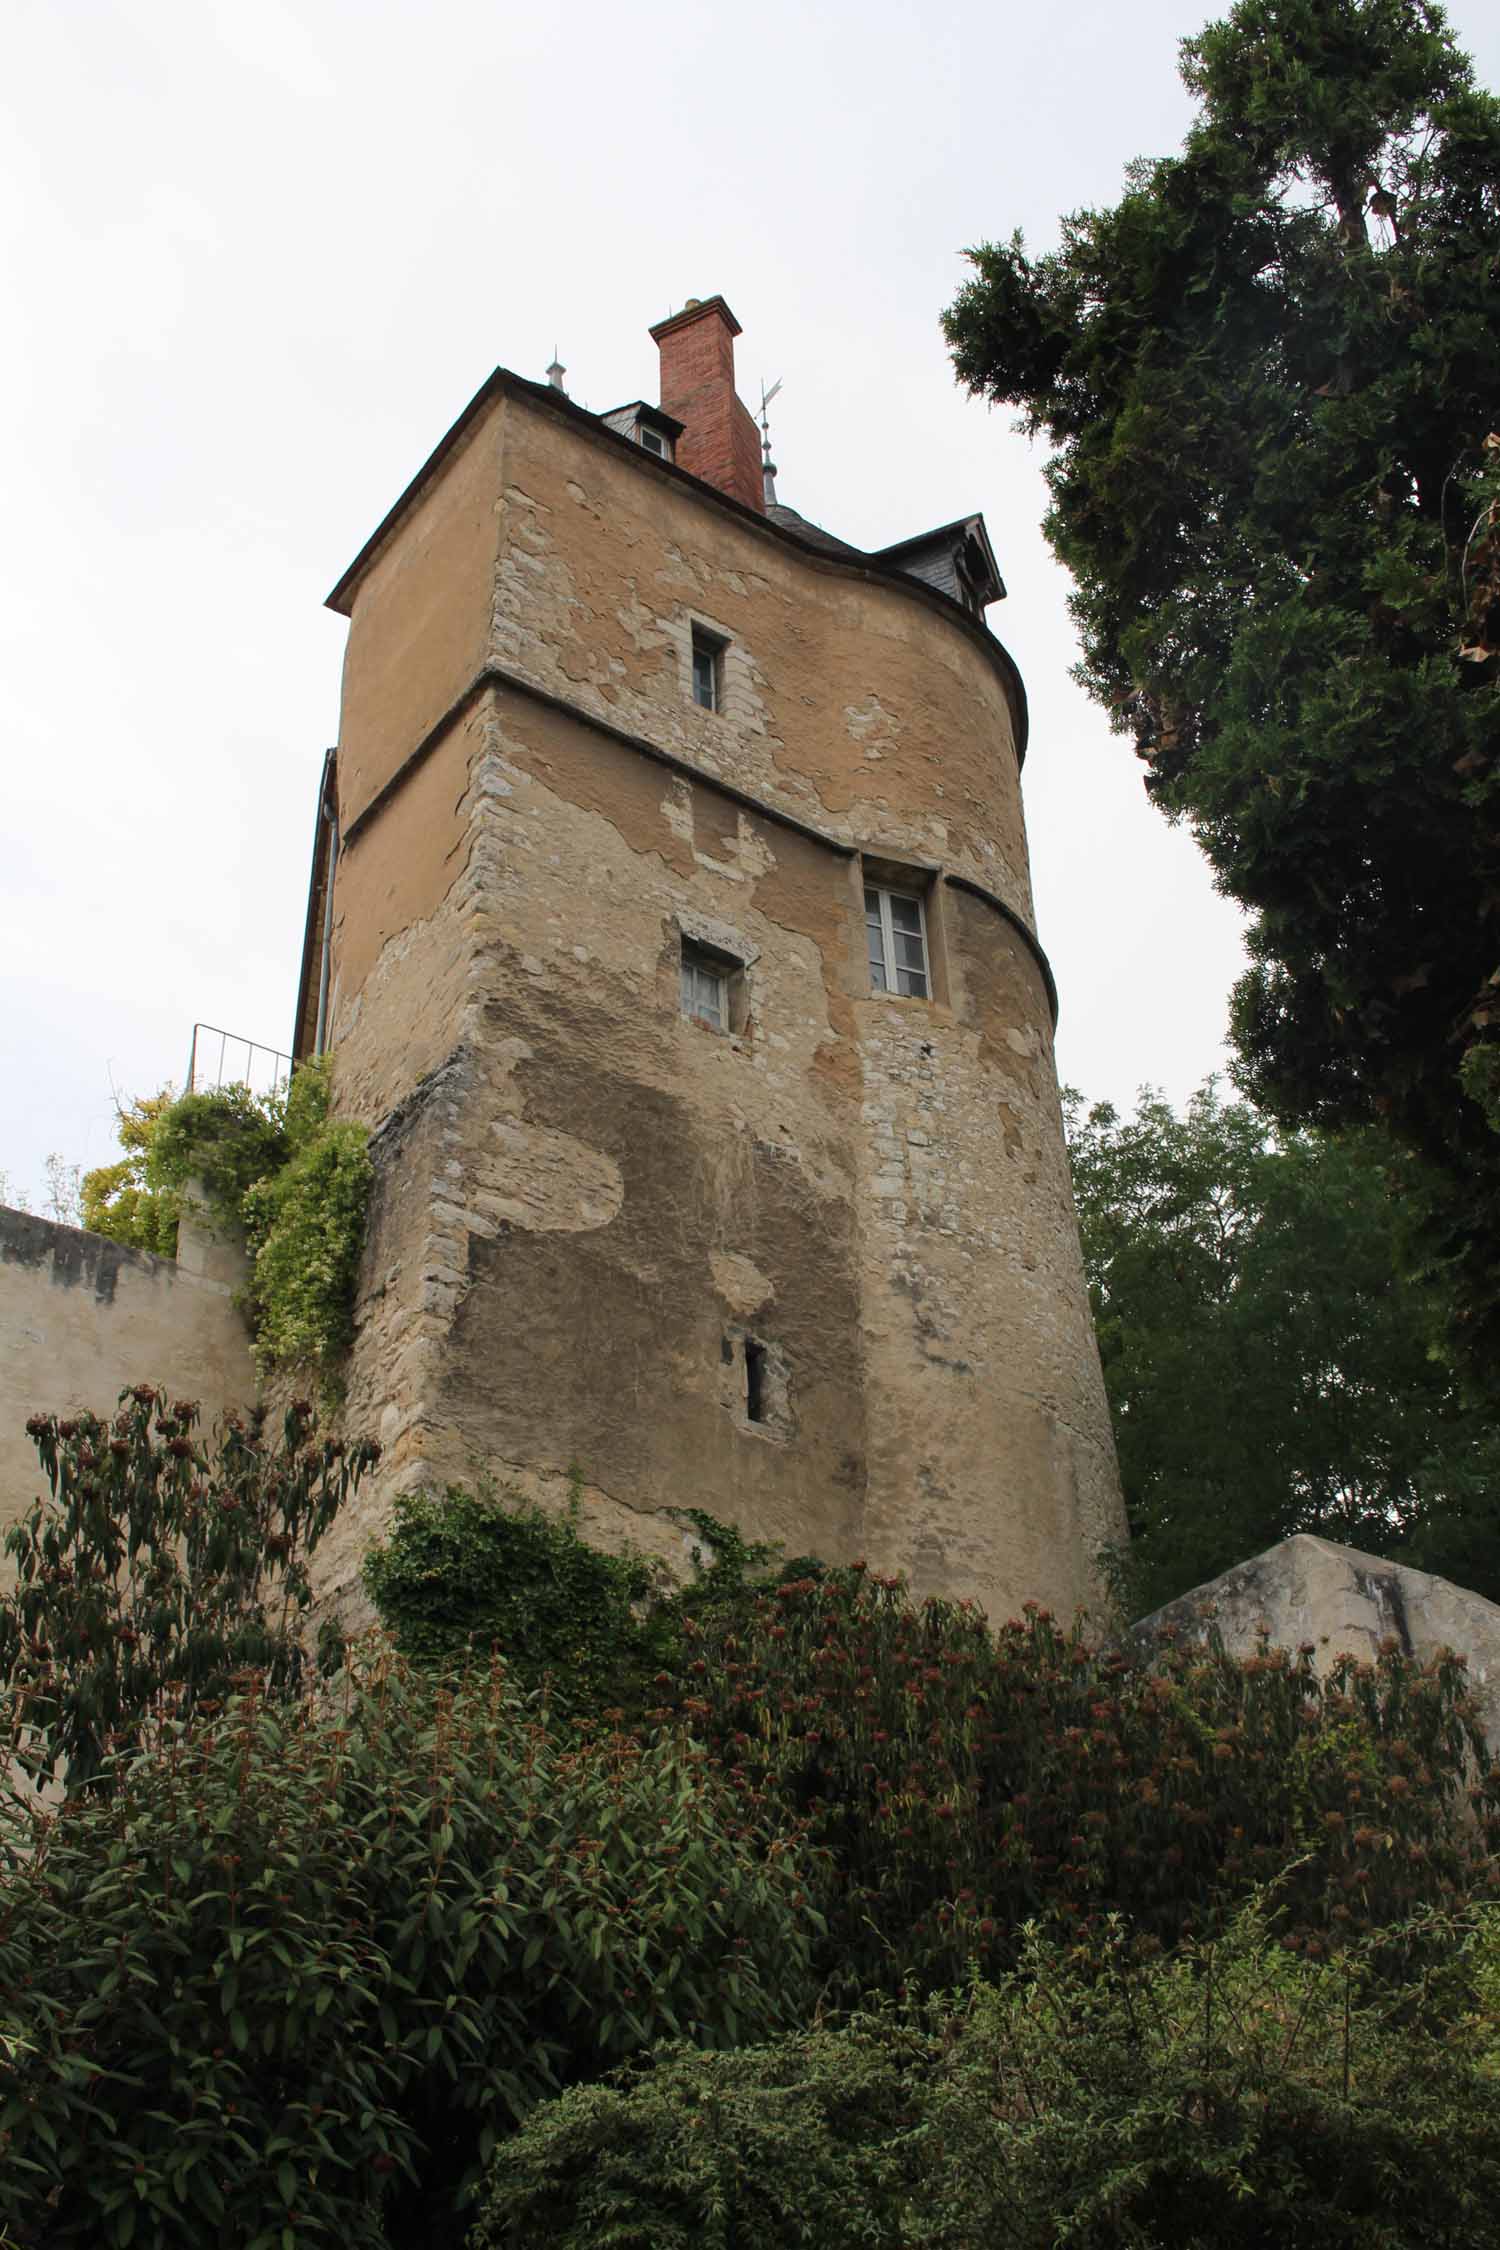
[293,293,1126,1620]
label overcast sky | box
[5,0,1498,1209]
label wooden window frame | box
[864,881,931,1000]
[680,941,728,1030]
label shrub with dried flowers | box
[673,1568,1500,1994]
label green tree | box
[78,1066,372,1389]
[80,1090,181,1255]
[944,0,1500,1356]
[0,1388,377,1794]
[150,1079,288,1234]
[1066,1083,1500,1611]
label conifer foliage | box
[944,0,1500,1352]
[477,1913,1500,2250]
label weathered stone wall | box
[0,1207,257,1556]
[313,376,1124,1624]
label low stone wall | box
[0,1207,257,1548]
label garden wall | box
[0,1206,257,1547]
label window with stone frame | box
[680,939,730,1030]
[690,625,726,712]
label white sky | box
[4,0,1497,1205]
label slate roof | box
[765,501,865,560]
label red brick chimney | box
[649,296,765,514]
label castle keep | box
[293,295,1125,1618]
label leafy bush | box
[242,1056,372,1386]
[477,1906,1500,2249]
[672,1569,1500,1995]
[473,2024,926,2250]
[0,1654,820,2250]
[149,1082,288,1237]
[0,1388,376,1795]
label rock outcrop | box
[1134,1533,1500,1753]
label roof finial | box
[546,350,567,393]
[759,376,783,508]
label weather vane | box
[759,378,783,503]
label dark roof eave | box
[290,749,338,1065]
[323,368,1030,763]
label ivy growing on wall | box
[363,1485,816,1720]
[241,1059,372,1387]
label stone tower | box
[293,295,1126,1618]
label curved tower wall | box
[308,370,1125,1621]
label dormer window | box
[600,400,683,464]
[872,514,1006,616]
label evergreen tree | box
[945,0,1500,1354]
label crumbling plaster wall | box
[487,398,1035,924]
[316,384,1123,1624]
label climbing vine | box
[363,1486,813,1719]
[242,1059,372,1388]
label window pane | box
[681,958,724,1027]
[896,965,928,998]
[863,887,881,918]
[692,647,716,708]
[896,931,926,971]
[888,894,922,933]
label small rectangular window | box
[865,884,929,999]
[691,627,724,712]
[639,425,667,457]
[680,941,727,1030]
[744,1338,767,1423]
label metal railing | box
[186,1024,292,1102]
